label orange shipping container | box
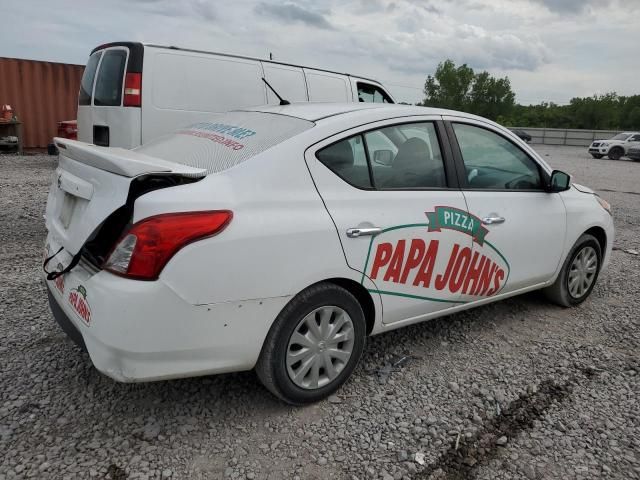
[0,57,84,149]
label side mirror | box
[373,149,394,166]
[548,170,571,192]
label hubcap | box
[567,246,598,299]
[286,306,355,390]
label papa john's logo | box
[68,285,91,325]
[53,262,65,294]
[362,206,510,304]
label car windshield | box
[611,133,631,141]
[137,111,314,174]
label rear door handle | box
[482,216,505,225]
[346,227,382,238]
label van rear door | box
[77,43,143,149]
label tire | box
[607,147,623,160]
[544,234,602,307]
[590,154,603,159]
[256,283,367,405]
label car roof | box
[238,102,475,122]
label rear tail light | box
[105,211,232,280]
[123,72,142,107]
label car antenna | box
[261,77,290,105]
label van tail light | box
[105,211,232,280]
[123,72,142,107]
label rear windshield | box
[78,51,102,105]
[94,49,127,106]
[137,111,314,173]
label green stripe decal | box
[367,289,467,304]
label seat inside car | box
[318,140,371,188]
[383,137,445,188]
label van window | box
[79,52,102,105]
[137,111,313,174]
[357,83,392,103]
[94,50,127,107]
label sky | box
[3,0,640,105]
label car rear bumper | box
[44,239,289,382]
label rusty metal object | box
[0,57,84,149]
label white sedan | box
[43,103,614,404]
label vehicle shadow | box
[47,289,556,421]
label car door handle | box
[346,227,382,238]
[482,216,505,225]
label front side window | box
[78,52,102,105]
[452,123,542,190]
[93,50,127,106]
[357,83,392,103]
[629,134,640,142]
[317,122,446,189]
[611,133,631,141]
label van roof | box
[240,103,471,122]
[91,42,388,86]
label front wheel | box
[256,283,366,405]
[590,153,603,159]
[608,147,623,160]
[544,234,602,307]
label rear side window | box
[317,137,371,188]
[94,50,127,106]
[317,122,446,190]
[137,111,314,174]
[79,52,102,105]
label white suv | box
[588,132,640,160]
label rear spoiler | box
[54,138,207,178]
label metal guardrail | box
[511,128,623,146]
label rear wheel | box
[256,283,366,405]
[607,147,623,160]
[590,153,603,159]
[544,234,602,307]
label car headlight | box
[595,195,612,215]
[601,142,609,147]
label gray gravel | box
[1,146,639,480]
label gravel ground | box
[0,145,639,480]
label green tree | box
[422,59,515,121]
[422,59,474,111]
[423,59,640,129]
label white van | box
[77,42,395,148]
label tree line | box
[421,59,640,130]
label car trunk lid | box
[45,138,206,257]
